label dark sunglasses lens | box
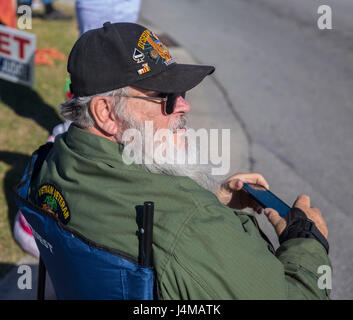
[165,93,176,114]
[165,92,186,114]
[158,93,168,98]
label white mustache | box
[170,116,187,131]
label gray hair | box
[60,87,129,128]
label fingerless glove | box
[279,207,329,254]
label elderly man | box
[29,22,331,299]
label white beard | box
[143,132,219,194]
[117,116,218,194]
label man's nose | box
[173,95,190,115]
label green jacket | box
[30,125,331,299]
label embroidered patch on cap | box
[37,183,71,224]
[149,49,159,60]
[137,63,151,75]
[133,48,145,63]
[137,29,175,67]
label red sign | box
[0,25,36,86]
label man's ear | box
[89,96,118,135]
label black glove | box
[279,207,329,254]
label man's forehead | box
[130,86,159,96]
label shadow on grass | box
[0,151,31,233]
[0,151,31,279]
[0,79,62,133]
[0,263,16,280]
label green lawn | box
[0,4,78,278]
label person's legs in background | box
[42,0,73,20]
[17,0,32,5]
[75,0,142,36]
[17,0,73,20]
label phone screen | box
[242,183,291,218]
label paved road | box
[141,0,353,299]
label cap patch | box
[133,48,145,63]
[137,63,151,75]
[37,183,71,224]
[137,29,175,67]
[68,22,214,96]
[149,49,159,60]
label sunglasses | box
[158,92,186,114]
[117,92,186,115]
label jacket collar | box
[63,124,205,191]
[65,124,128,169]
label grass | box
[0,4,78,278]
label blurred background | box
[0,0,352,299]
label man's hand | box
[216,173,269,211]
[264,194,328,238]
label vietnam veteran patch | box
[37,183,71,224]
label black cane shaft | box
[143,201,154,267]
[37,256,46,300]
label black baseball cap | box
[68,22,215,97]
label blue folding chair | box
[13,143,156,300]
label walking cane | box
[140,201,154,267]
[37,256,46,300]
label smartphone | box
[242,183,291,218]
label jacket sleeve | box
[159,203,331,300]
